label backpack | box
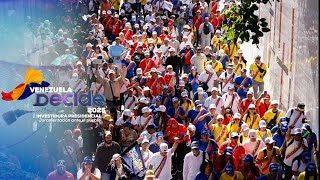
[203,24,210,35]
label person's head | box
[112,153,122,166]
[82,156,93,172]
[230,132,239,144]
[102,114,113,127]
[224,108,233,119]
[199,159,213,175]
[227,85,235,95]
[293,128,302,141]
[297,103,305,112]
[155,132,164,144]
[86,43,93,50]
[201,128,210,142]
[248,104,256,114]
[241,123,249,136]
[169,48,175,56]
[209,104,217,115]
[280,121,288,134]
[194,100,202,111]
[270,100,279,111]
[301,123,312,134]
[88,32,94,39]
[191,66,198,74]
[226,64,233,73]
[150,68,158,78]
[168,118,178,128]
[306,162,317,176]
[144,169,156,180]
[204,46,211,54]
[234,55,239,63]
[179,81,186,90]
[265,137,275,150]
[196,47,202,54]
[141,138,150,151]
[172,97,179,107]
[249,129,257,142]
[210,53,217,61]
[255,55,261,64]
[225,163,235,176]
[243,154,254,166]
[136,68,143,77]
[187,124,196,137]
[56,160,66,175]
[64,129,73,139]
[301,152,311,163]
[108,70,115,80]
[210,87,219,97]
[259,120,267,131]
[146,124,156,134]
[115,37,120,45]
[233,113,241,124]
[247,91,254,100]
[263,94,271,103]
[240,68,247,77]
[73,128,81,139]
[142,106,152,117]
[196,9,201,16]
[191,141,200,156]
[104,131,113,144]
[159,143,169,157]
[144,51,150,58]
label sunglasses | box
[217,118,223,121]
[249,108,255,110]
[234,118,240,120]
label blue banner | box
[120,142,146,175]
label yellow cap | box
[103,114,113,122]
[145,169,155,178]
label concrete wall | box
[258,0,319,136]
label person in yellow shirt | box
[205,53,223,76]
[262,100,285,129]
[256,120,272,142]
[225,40,240,61]
[233,55,245,76]
[211,30,221,49]
[215,38,228,54]
[256,138,282,175]
[249,55,267,99]
[151,31,162,46]
[210,114,228,146]
[227,113,242,136]
[181,91,195,116]
[110,0,121,11]
[297,162,318,180]
[220,163,244,180]
[242,104,261,130]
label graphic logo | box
[1,68,50,101]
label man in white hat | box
[179,41,195,74]
[221,85,241,114]
[243,129,266,157]
[204,87,225,114]
[140,138,154,168]
[181,24,194,44]
[140,51,156,74]
[198,65,218,92]
[262,100,285,129]
[191,46,207,73]
[218,64,236,94]
[137,107,154,133]
[148,140,179,180]
[169,33,180,53]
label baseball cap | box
[123,109,133,117]
[269,163,279,172]
[144,51,150,56]
[142,107,152,113]
[102,10,106,15]
[264,94,271,99]
[154,96,162,101]
[122,121,132,128]
[145,170,155,178]
[205,65,214,73]
[155,131,164,138]
[108,70,115,75]
[297,103,305,111]
[211,87,219,92]
[265,137,275,144]
[172,97,179,102]
[103,114,113,122]
[139,97,149,104]
[209,104,216,109]
[241,123,249,131]
[233,113,241,119]
[271,100,279,105]
[241,68,247,73]
[248,104,255,109]
[194,100,202,107]
[225,164,234,175]
[249,129,257,139]
[191,66,198,71]
[238,49,243,54]
[302,123,311,132]
[86,43,93,48]
[167,65,173,69]
[302,152,311,162]
[142,138,149,144]
[179,80,186,87]
[228,85,235,90]
[181,91,188,97]
[226,64,234,69]
[155,105,166,112]
[247,91,254,95]
[230,132,239,138]
[105,130,112,137]
[224,147,233,156]
[243,154,254,163]
[146,124,156,129]
[186,42,192,46]
[57,160,66,167]
[160,143,169,152]
[280,122,288,132]
[259,120,267,128]
[294,128,302,135]
[201,128,210,136]
[150,68,158,73]
[83,156,93,164]
[191,141,200,149]
[112,153,121,161]
[197,87,204,95]
[307,162,317,172]
[136,68,143,75]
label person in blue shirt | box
[198,128,218,161]
[233,68,253,100]
[167,97,186,124]
[187,100,211,139]
[132,68,147,87]
[149,131,170,153]
[121,54,136,79]
[273,121,288,157]
[194,159,219,180]
[149,96,162,116]
[257,163,283,180]
[302,123,318,152]
[159,85,173,109]
[188,66,199,95]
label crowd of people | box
[9,0,320,180]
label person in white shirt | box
[123,88,139,111]
[168,34,180,53]
[204,87,225,115]
[243,129,266,157]
[221,85,240,114]
[218,64,236,94]
[152,48,166,74]
[141,138,154,168]
[77,156,101,180]
[148,141,178,180]
[291,151,311,180]
[283,127,309,179]
[191,47,207,73]
[69,73,86,93]
[160,38,173,58]
[285,103,306,135]
[140,124,157,144]
[181,25,194,44]
[115,109,138,128]
[137,107,154,133]
[183,141,209,180]
[198,65,218,92]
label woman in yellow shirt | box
[227,113,243,137]
[256,120,272,142]
[210,114,228,146]
[220,164,244,180]
[180,92,195,116]
[242,104,261,130]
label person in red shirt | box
[46,160,74,180]
[239,91,256,115]
[146,68,165,97]
[163,65,176,88]
[100,1,112,13]
[238,154,260,180]
[159,27,172,41]
[216,10,223,28]
[102,11,113,37]
[222,107,233,125]
[122,23,134,41]
[164,118,188,144]
[256,94,271,117]
[111,14,122,41]
[215,146,239,174]
[209,0,218,14]
[219,132,245,169]
[118,32,128,47]
[193,10,204,46]
[139,51,156,74]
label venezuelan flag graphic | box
[1,68,50,101]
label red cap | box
[264,94,271,99]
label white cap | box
[152,31,157,35]
[179,80,185,87]
[142,107,152,113]
[171,33,177,38]
[197,87,204,95]
[134,24,139,28]
[181,91,188,97]
[112,153,121,161]
[150,18,156,22]
[114,14,119,18]
[249,129,257,139]
[156,105,166,112]
[183,25,190,29]
[205,65,214,73]
[248,104,256,109]
[216,30,221,34]
[217,114,224,119]
[102,10,106,15]
[139,97,149,104]
[234,113,241,119]
[86,43,93,47]
[241,123,249,131]
[120,9,125,13]
[142,138,149,144]
[238,49,243,53]
[164,37,170,41]
[136,68,142,75]
[167,65,173,69]
[150,68,158,73]
[143,86,151,91]
[294,128,302,134]
[209,104,217,109]
[107,10,112,14]
[144,51,150,55]
[76,61,82,65]
[108,70,115,75]
[265,137,275,144]
[169,48,175,52]
[271,100,279,105]
[143,25,148,30]
[156,48,162,53]
[259,120,267,128]
[186,42,192,46]
[123,109,133,117]
[160,143,168,152]
[211,87,219,92]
